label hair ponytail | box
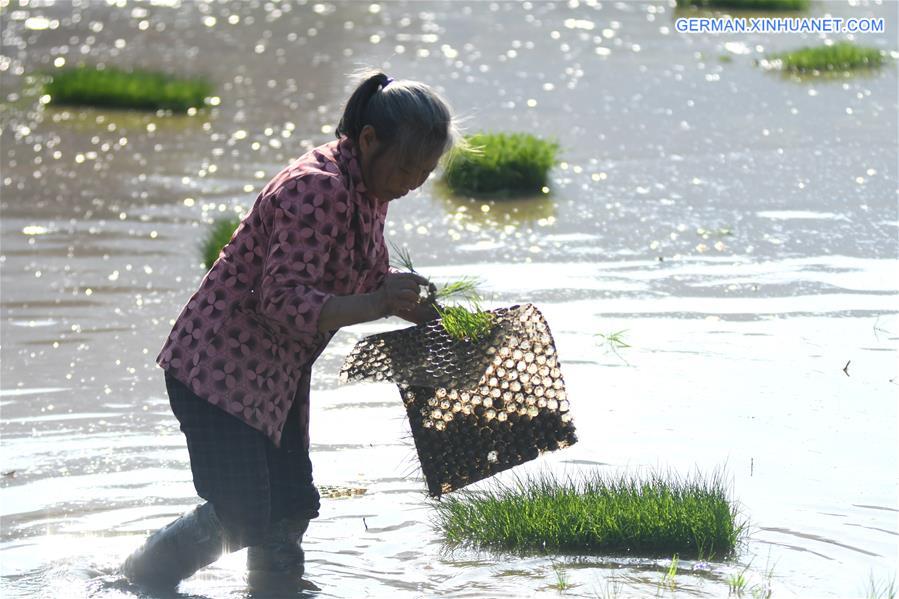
[335,72,391,142]
[335,69,459,166]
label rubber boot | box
[122,502,228,591]
[246,517,309,591]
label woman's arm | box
[316,271,431,332]
[257,178,341,343]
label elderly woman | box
[123,71,458,591]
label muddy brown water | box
[1,1,897,597]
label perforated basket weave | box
[340,303,576,497]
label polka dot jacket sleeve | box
[258,173,344,343]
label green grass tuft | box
[201,216,241,269]
[661,554,680,591]
[865,574,897,599]
[433,471,744,559]
[676,0,809,10]
[596,330,631,365]
[443,132,559,196]
[596,330,630,351]
[769,42,885,73]
[43,66,213,112]
[727,564,751,595]
[551,561,571,591]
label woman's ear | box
[358,125,378,157]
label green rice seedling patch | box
[443,132,559,197]
[43,66,213,112]
[434,471,744,559]
[767,42,885,73]
[201,216,241,269]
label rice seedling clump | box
[44,66,213,112]
[435,304,495,342]
[434,472,744,559]
[201,216,241,269]
[443,132,559,196]
[769,42,885,73]
[676,0,809,10]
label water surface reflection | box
[2,1,896,597]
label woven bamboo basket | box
[340,303,576,497]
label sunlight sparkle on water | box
[22,225,49,235]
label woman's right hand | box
[376,272,432,317]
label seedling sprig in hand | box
[434,277,482,304]
[389,241,436,304]
[389,242,419,275]
[388,242,494,341]
[389,241,482,304]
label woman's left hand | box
[396,298,439,325]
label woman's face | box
[358,125,441,202]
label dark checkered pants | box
[165,371,321,549]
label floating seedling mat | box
[340,304,577,497]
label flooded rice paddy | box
[1,0,897,597]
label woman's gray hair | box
[336,70,461,166]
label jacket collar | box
[335,136,370,199]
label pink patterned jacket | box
[157,137,389,447]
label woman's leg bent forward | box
[246,397,320,586]
[165,371,274,549]
[267,397,320,523]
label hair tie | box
[382,76,394,89]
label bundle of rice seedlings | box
[43,66,213,112]
[443,132,559,196]
[435,304,495,341]
[767,42,886,73]
[434,470,745,559]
